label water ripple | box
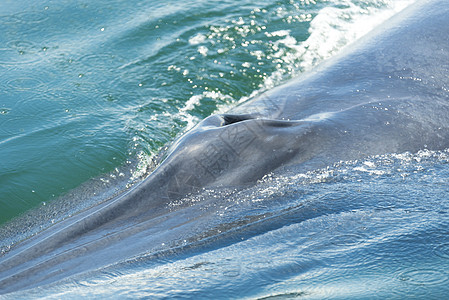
[0,48,40,66]
[79,53,127,70]
[0,15,19,25]
[6,40,37,50]
[328,233,368,247]
[12,11,49,24]
[7,77,45,91]
[434,243,449,260]
[396,268,448,286]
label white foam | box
[265,30,290,37]
[197,45,208,56]
[189,33,207,45]
[180,91,234,129]
[260,0,417,90]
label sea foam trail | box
[0,0,424,296]
[0,0,416,249]
[218,0,417,109]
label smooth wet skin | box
[1,0,448,294]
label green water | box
[5,1,449,299]
[0,0,407,224]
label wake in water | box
[6,150,449,299]
[0,0,414,247]
[4,0,449,299]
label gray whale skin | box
[1,0,448,294]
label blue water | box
[6,151,449,299]
[2,0,449,298]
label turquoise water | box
[0,0,409,224]
[3,0,449,298]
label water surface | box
[3,0,449,299]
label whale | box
[0,0,448,294]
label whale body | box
[0,0,448,294]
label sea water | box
[2,0,449,298]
